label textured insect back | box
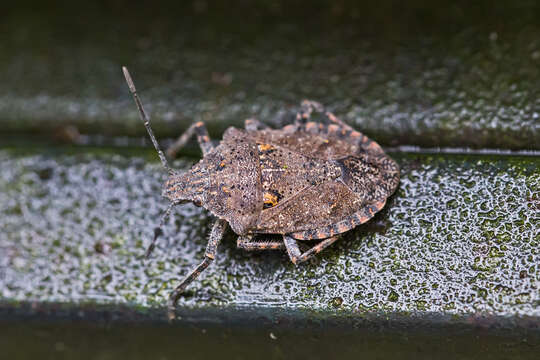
[166,127,263,235]
[162,162,209,204]
[337,155,390,201]
[250,99,400,240]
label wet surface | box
[1,146,538,318]
[1,1,539,149]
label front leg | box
[168,218,228,320]
[167,121,213,158]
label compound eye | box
[193,200,202,207]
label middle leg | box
[166,121,213,158]
[299,99,351,130]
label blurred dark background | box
[1,0,539,149]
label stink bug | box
[122,67,400,319]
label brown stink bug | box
[122,67,400,319]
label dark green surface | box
[1,1,539,149]
[1,318,539,360]
[1,146,538,318]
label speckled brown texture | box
[163,103,399,246]
[164,127,263,235]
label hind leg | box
[283,235,340,264]
[166,121,213,158]
[298,99,353,130]
[244,118,269,131]
[297,100,383,154]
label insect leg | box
[283,235,340,264]
[167,218,227,320]
[323,110,353,131]
[283,235,302,263]
[244,118,269,131]
[295,99,324,123]
[299,99,357,135]
[144,202,175,259]
[300,100,324,115]
[322,110,381,152]
[166,121,213,158]
[237,235,285,250]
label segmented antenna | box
[122,66,173,174]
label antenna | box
[122,66,173,174]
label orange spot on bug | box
[258,143,275,151]
[328,124,340,133]
[326,112,339,123]
[306,122,317,131]
[283,124,295,132]
[263,192,279,208]
[358,214,370,224]
[337,222,349,233]
[375,200,386,210]
[368,142,381,151]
